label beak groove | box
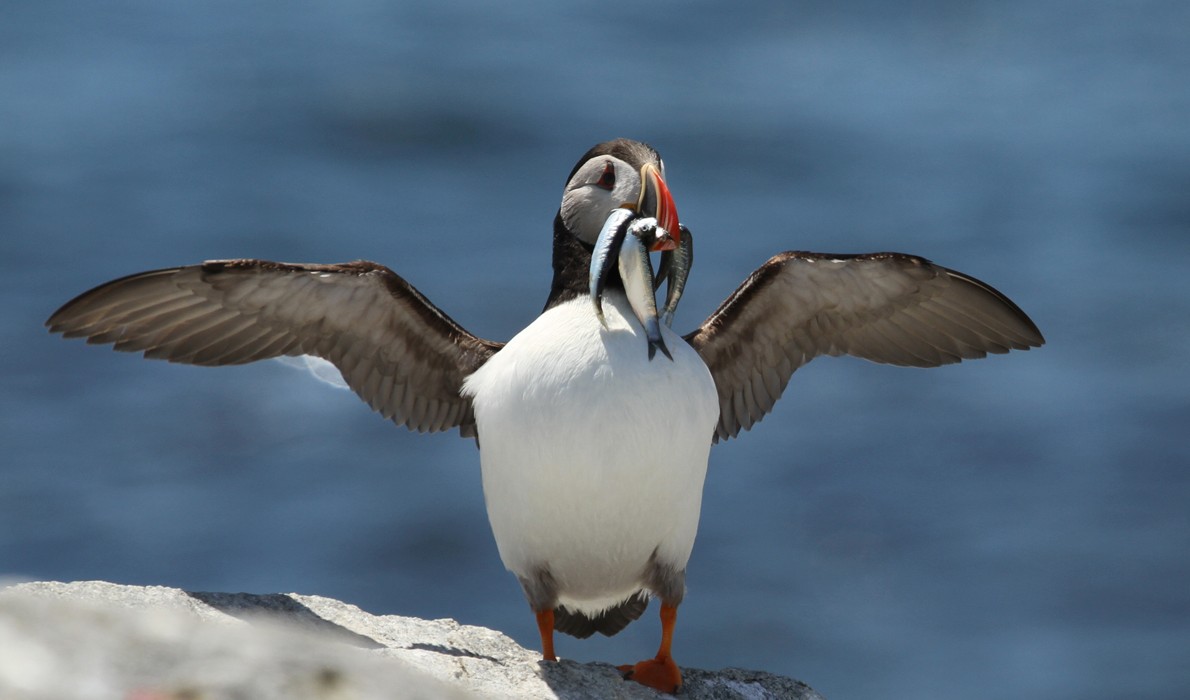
[637,164,680,252]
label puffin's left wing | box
[684,252,1044,441]
[46,259,503,436]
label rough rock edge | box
[0,580,823,700]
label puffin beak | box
[637,163,680,252]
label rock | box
[0,580,823,700]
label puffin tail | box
[553,591,650,638]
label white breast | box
[462,293,719,615]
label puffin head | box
[559,139,681,252]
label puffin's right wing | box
[684,252,1044,442]
[46,259,503,436]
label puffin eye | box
[595,162,616,190]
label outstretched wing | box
[46,259,503,436]
[685,252,1044,441]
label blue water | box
[3,2,1188,698]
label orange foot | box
[618,655,682,694]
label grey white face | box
[561,155,653,245]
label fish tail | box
[647,332,673,362]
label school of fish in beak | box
[589,206,692,361]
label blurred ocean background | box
[3,2,1188,699]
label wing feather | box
[47,259,503,436]
[685,251,1044,441]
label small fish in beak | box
[588,161,684,359]
[589,210,673,360]
[654,224,693,328]
[589,207,637,327]
[617,224,672,361]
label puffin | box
[46,138,1044,693]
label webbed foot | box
[618,654,681,694]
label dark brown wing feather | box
[685,252,1044,441]
[46,259,503,436]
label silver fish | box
[618,225,672,362]
[654,224,693,327]
[589,207,636,327]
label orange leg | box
[535,609,557,661]
[618,604,682,693]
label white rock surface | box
[0,580,823,700]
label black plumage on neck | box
[543,211,624,313]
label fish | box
[654,224,693,327]
[589,207,636,327]
[617,224,672,362]
[590,209,673,361]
